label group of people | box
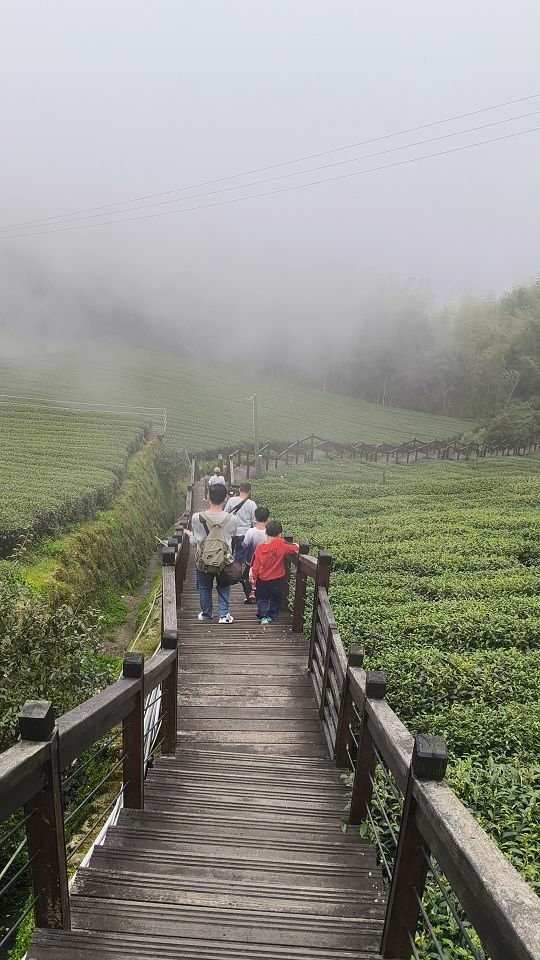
[189,467,298,624]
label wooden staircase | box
[28,482,385,959]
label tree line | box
[303,276,540,443]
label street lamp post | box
[250,394,261,478]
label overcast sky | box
[1,0,540,341]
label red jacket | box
[251,538,299,582]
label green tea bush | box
[0,567,115,751]
[254,454,540,896]
[22,442,178,606]
[0,405,148,556]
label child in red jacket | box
[250,521,299,623]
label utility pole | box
[251,394,260,477]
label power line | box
[2,91,539,231]
[3,124,539,240]
[2,108,538,234]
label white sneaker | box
[218,614,234,624]
[198,612,212,621]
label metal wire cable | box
[408,930,422,959]
[64,753,127,826]
[6,108,540,233]
[373,745,403,803]
[4,125,540,239]
[422,848,486,959]
[148,737,165,761]
[368,773,399,847]
[0,813,33,851]
[66,785,127,863]
[0,837,27,884]
[365,804,392,883]
[144,715,165,741]
[348,723,359,750]
[415,890,448,960]
[4,90,539,230]
[0,851,37,900]
[0,891,41,950]
[351,700,363,723]
[62,732,121,788]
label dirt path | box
[106,551,161,656]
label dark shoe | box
[243,597,254,605]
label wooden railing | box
[1,462,540,959]
[0,472,194,951]
[287,546,540,960]
[204,431,540,478]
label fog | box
[1,0,540,377]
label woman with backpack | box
[188,484,238,623]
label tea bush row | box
[254,455,540,889]
[0,405,148,555]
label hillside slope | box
[0,343,469,450]
[253,456,540,892]
[0,404,148,555]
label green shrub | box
[0,568,116,751]
[22,442,179,607]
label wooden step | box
[116,809,370,854]
[29,928,382,959]
[70,897,384,952]
[28,527,383,959]
[73,866,386,918]
[91,844,382,889]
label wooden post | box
[161,545,178,757]
[160,628,178,756]
[19,701,70,930]
[281,534,294,613]
[122,653,144,809]
[308,550,332,670]
[349,671,386,824]
[173,529,183,603]
[292,540,310,633]
[334,647,364,766]
[382,734,448,958]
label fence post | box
[334,647,364,765]
[292,540,310,633]
[382,734,448,958]
[281,534,294,613]
[349,670,386,824]
[160,628,178,756]
[173,527,184,603]
[308,550,332,670]
[161,545,178,757]
[122,653,144,809]
[19,701,70,930]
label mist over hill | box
[2,245,539,434]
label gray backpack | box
[196,513,232,574]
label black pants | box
[241,563,254,600]
[231,535,244,557]
[255,577,283,620]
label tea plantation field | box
[0,404,148,556]
[254,455,540,892]
[0,343,468,450]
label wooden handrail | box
[0,460,196,940]
[2,454,540,957]
[413,779,540,960]
[284,540,540,959]
[0,739,50,823]
[58,678,140,770]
